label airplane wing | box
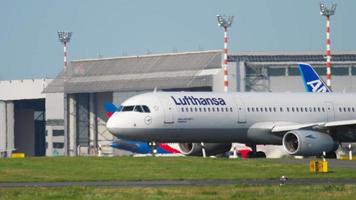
[271,119,356,134]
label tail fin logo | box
[104,103,119,118]
[306,80,329,92]
[298,63,332,93]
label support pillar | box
[238,61,246,92]
[46,126,53,156]
[68,94,77,156]
[89,93,97,155]
[6,101,14,157]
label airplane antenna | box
[153,87,158,93]
[319,2,337,89]
[216,15,234,92]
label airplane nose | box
[106,113,117,133]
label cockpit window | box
[134,106,144,113]
[120,105,151,113]
[121,106,134,112]
[142,105,151,113]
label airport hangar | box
[1,50,356,157]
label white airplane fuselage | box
[106,92,356,144]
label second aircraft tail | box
[298,63,332,93]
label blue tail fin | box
[104,103,119,118]
[298,63,332,93]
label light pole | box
[58,31,72,71]
[217,15,236,158]
[217,15,234,92]
[320,2,336,89]
[57,31,72,156]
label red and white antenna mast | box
[58,31,72,71]
[217,15,234,92]
[320,2,336,89]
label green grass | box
[0,156,355,182]
[1,185,356,200]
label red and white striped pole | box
[58,31,72,156]
[223,26,229,92]
[325,15,332,88]
[320,2,336,89]
[58,31,72,72]
[217,15,234,92]
[64,41,68,71]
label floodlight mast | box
[57,31,72,157]
[217,15,234,92]
[57,31,72,71]
[319,2,336,89]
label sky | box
[0,0,355,80]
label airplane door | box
[236,98,246,123]
[325,102,335,122]
[160,97,174,124]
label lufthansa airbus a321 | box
[106,83,356,158]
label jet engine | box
[178,143,232,156]
[282,130,338,156]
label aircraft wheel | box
[247,151,266,158]
[247,151,255,158]
[325,151,337,159]
[256,151,266,158]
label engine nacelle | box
[282,130,338,156]
[178,143,232,156]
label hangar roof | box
[0,79,51,101]
[45,50,356,94]
[229,51,356,66]
[44,50,222,93]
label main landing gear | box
[246,144,266,158]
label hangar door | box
[14,99,45,156]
